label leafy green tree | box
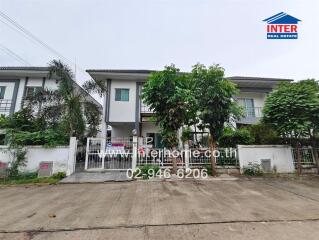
[29,60,105,138]
[263,79,319,174]
[0,108,36,131]
[191,64,242,176]
[141,65,196,172]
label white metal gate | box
[136,137,185,168]
[85,137,133,170]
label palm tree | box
[28,60,106,138]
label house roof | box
[87,69,293,92]
[86,69,156,74]
[0,67,49,71]
[263,12,301,24]
[0,66,102,108]
[228,76,293,82]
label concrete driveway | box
[1,178,319,239]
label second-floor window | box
[237,98,255,117]
[25,87,42,100]
[115,88,129,101]
[0,86,6,99]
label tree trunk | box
[296,142,302,175]
[210,136,217,176]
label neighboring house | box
[0,66,101,116]
[87,69,291,145]
[87,70,291,146]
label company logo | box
[263,12,301,39]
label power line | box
[0,10,72,65]
[0,10,87,76]
[0,42,31,66]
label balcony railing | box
[242,107,263,118]
[0,99,12,113]
[236,107,263,124]
[139,103,263,123]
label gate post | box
[185,143,190,170]
[67,137,77,176]
[84,138,90,170]
[101,138,106,170]
[132,136,138,170]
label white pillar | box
[84,138,90,170]
[132,136,138,170]
[101,138,105,170]
[101,94,107,137]
[185,143,190,170]
[67,137,77,176]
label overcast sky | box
[0,0,318,89]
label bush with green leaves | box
[243,164,263,176]
[6,129,69,147]
[51,172,66,180]
[262,79,319,174]
[219,127,254,147]
[7,148,27,178]
[247,123,279,145]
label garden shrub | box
[247,123,279,145]
[6,129,69,147]
[219,127,254,147]
[8,148,27,178]
[52,172,66,180]
[243,164,263,176]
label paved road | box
[1,178,319,239]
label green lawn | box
[0,172,65,185]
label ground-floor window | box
[146,133,164,148]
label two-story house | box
[87,69,291,147]
[0,66,101,116]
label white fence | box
[137,148,185,168]
[238,145,296,173]
[84,136,317,174]
[0,137,77,176]
[1,136,318,176]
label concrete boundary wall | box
[237,145,295,173]
[0,137,77,176]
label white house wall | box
[14,79,25,112]
[111,124,135,138]
[109,80,136,122]
[14,78,58,112]
[44,79,58,89]
[27,78,44,87]
[141,122,160,137]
